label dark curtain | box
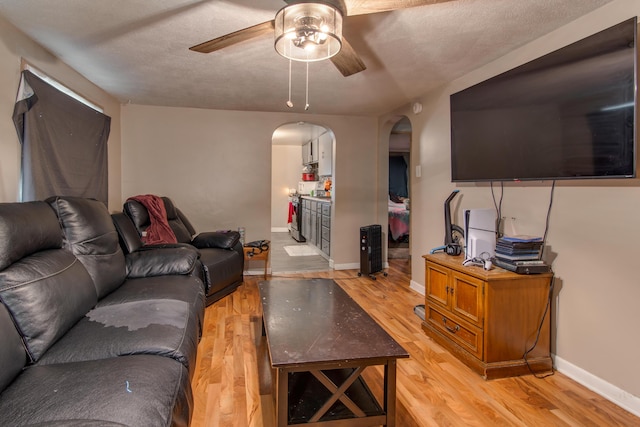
[12,70,110,203]
[389,155,408,198]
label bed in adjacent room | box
[388,198,409,241]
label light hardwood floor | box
[190,259,639,426]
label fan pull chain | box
[305,61,310,111]
[286,59,293,108]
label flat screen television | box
[450,17,637,182]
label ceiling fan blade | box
[344,0,455,16]
[189,20,275,53]
[331,37,366,77]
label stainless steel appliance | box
[290,195,305,242]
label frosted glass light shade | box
[274,3,342,62]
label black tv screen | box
[450,17,637,182]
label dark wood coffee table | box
[258,278,409,427]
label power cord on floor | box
[523,277,555,379]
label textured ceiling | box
[0,0,615,118]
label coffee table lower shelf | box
[286,368,385,426]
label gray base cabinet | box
[300,198,330,258]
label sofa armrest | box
[126,247,200,278]
[139,242,198,252]
[191,231,240,250]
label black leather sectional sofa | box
[122,196,244,306]
[0,196,216,426]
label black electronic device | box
[494,258,552,274]
[358,225,387,279]
[450,17,637,182]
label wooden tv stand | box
[422,253,553,379]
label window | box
[12,69,111,203]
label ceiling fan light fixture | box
[274,2,342,62]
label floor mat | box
[284,245,319,257]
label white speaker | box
[464,208,497,260]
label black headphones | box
[245,240,270,256]
[445,244,462,256]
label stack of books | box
[494,236,550,274]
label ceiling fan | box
[189,0,454,77]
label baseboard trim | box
[271,227,289,233]
[554,355,640,417]
[333,262,361,270]
[244,269,270,276]
[410,279,425,295]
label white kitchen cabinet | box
[301,141,311,165]
[317,132,333,175]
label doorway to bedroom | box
[388,117,411,264]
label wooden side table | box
[243,244,270,279]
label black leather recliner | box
[123,197,244,305]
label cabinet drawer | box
[321,225,330,241]
[427,304,483,360]
[321,239,330,255]
[321,203,330,215]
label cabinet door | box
[426,262,450,307]
[302,140,318,165]
[321,238,330,256]
[316,210,322,247]
[450,271,484,326]
[310,207,317,244]
[302,208,310,238]
[318,133,333,175]
[311,138,319,163]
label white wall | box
[379,0,640,414]
[271,145,300,230]
[121,104,377,268]
[0,15,122,207]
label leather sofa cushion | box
[192,231,240,249]
[0,355,191,426]
[48,196,127,299]
[163,198,194,243]
[124,198,150,231]
[0,304,26,391]
[125,246,199,278]
[0,201,62,270]
[125,198,194,244]
[199,248,244,295]
[97,275,206,335]
[111,211,143,254]
[0,250,97,362]
[38,299,198,373]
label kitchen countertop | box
[300,195,332,203]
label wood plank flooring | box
[190,259,639,426]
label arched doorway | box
[387,117,412,268]
[269,122,334,274]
